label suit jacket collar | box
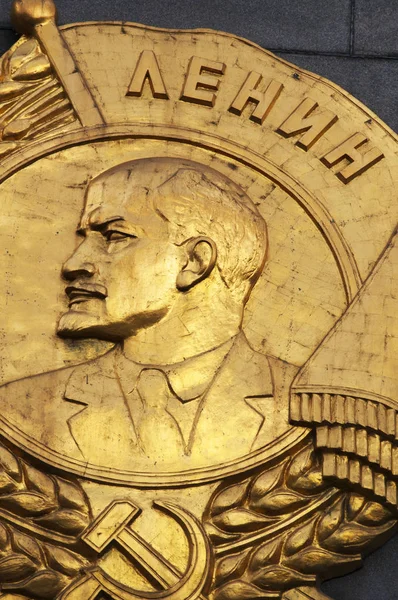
[65,336,237,406]
[152,337,235,402]
[63,333,275,467]
[187,332,274,460]
[64,347,118,407]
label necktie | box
[136,368,185,463]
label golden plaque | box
[0,1,397,598]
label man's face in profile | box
[57,173,182,341]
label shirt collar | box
[115,335,237,402]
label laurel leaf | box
[11,531,41,564]
[0,447,20,481]
[317,497,344,542]
[0,142,18,159]
[2,119,33,141]
[251,565,314,591]
[0,449,89,599]
[321,522,388,554]
[34,509,88,535]
[0,81,27,101]
[214,580,270,600]
[252,489,307,515]
[0,554,36,582]
[22,466,55,500]
[44,544,88,577]
[204,523,240,545]
[213,509,273,533]
[211,480,250,516]
[346,493,366,521]
[1,493,55,516]
[0,522,9,550]
[250,462,286,503]
[9,39,38,73]
[285,546,361,575]
[285,520,316,556]
[249,539,283,573]
[207,440,398,596]
[286,445,314,483]
[0,472,19,495]
[56,479,89,513]
[355,501,394,527]
[12,55,51,81]
[215,549,250,587]
[292,467,326,494]
[5,570,67,599]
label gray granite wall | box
[0,1,396,599]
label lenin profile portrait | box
[0,157,297,473]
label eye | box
[104,230,137,242]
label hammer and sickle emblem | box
[60,500,211,600]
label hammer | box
[82,500,197,591]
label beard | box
[57,304,125,342]
[57,302,171,343]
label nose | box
[62,239,97,282]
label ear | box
[176,236,217,291]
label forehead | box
[81,168,166,233]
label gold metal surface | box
[0,0,397,598]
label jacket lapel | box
[61,337,297,469]
[63,348,138,469]
[189,334,275,464]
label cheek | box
[152,248,181,280]
[144,245,181,296]
[105,244,180,313]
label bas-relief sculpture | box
[0,0,397,598]
[3,157,289,471]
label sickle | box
[61,500,211,600]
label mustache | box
[65,281,108,301]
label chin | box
[57,309,134,342]
[57,310,112,341]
